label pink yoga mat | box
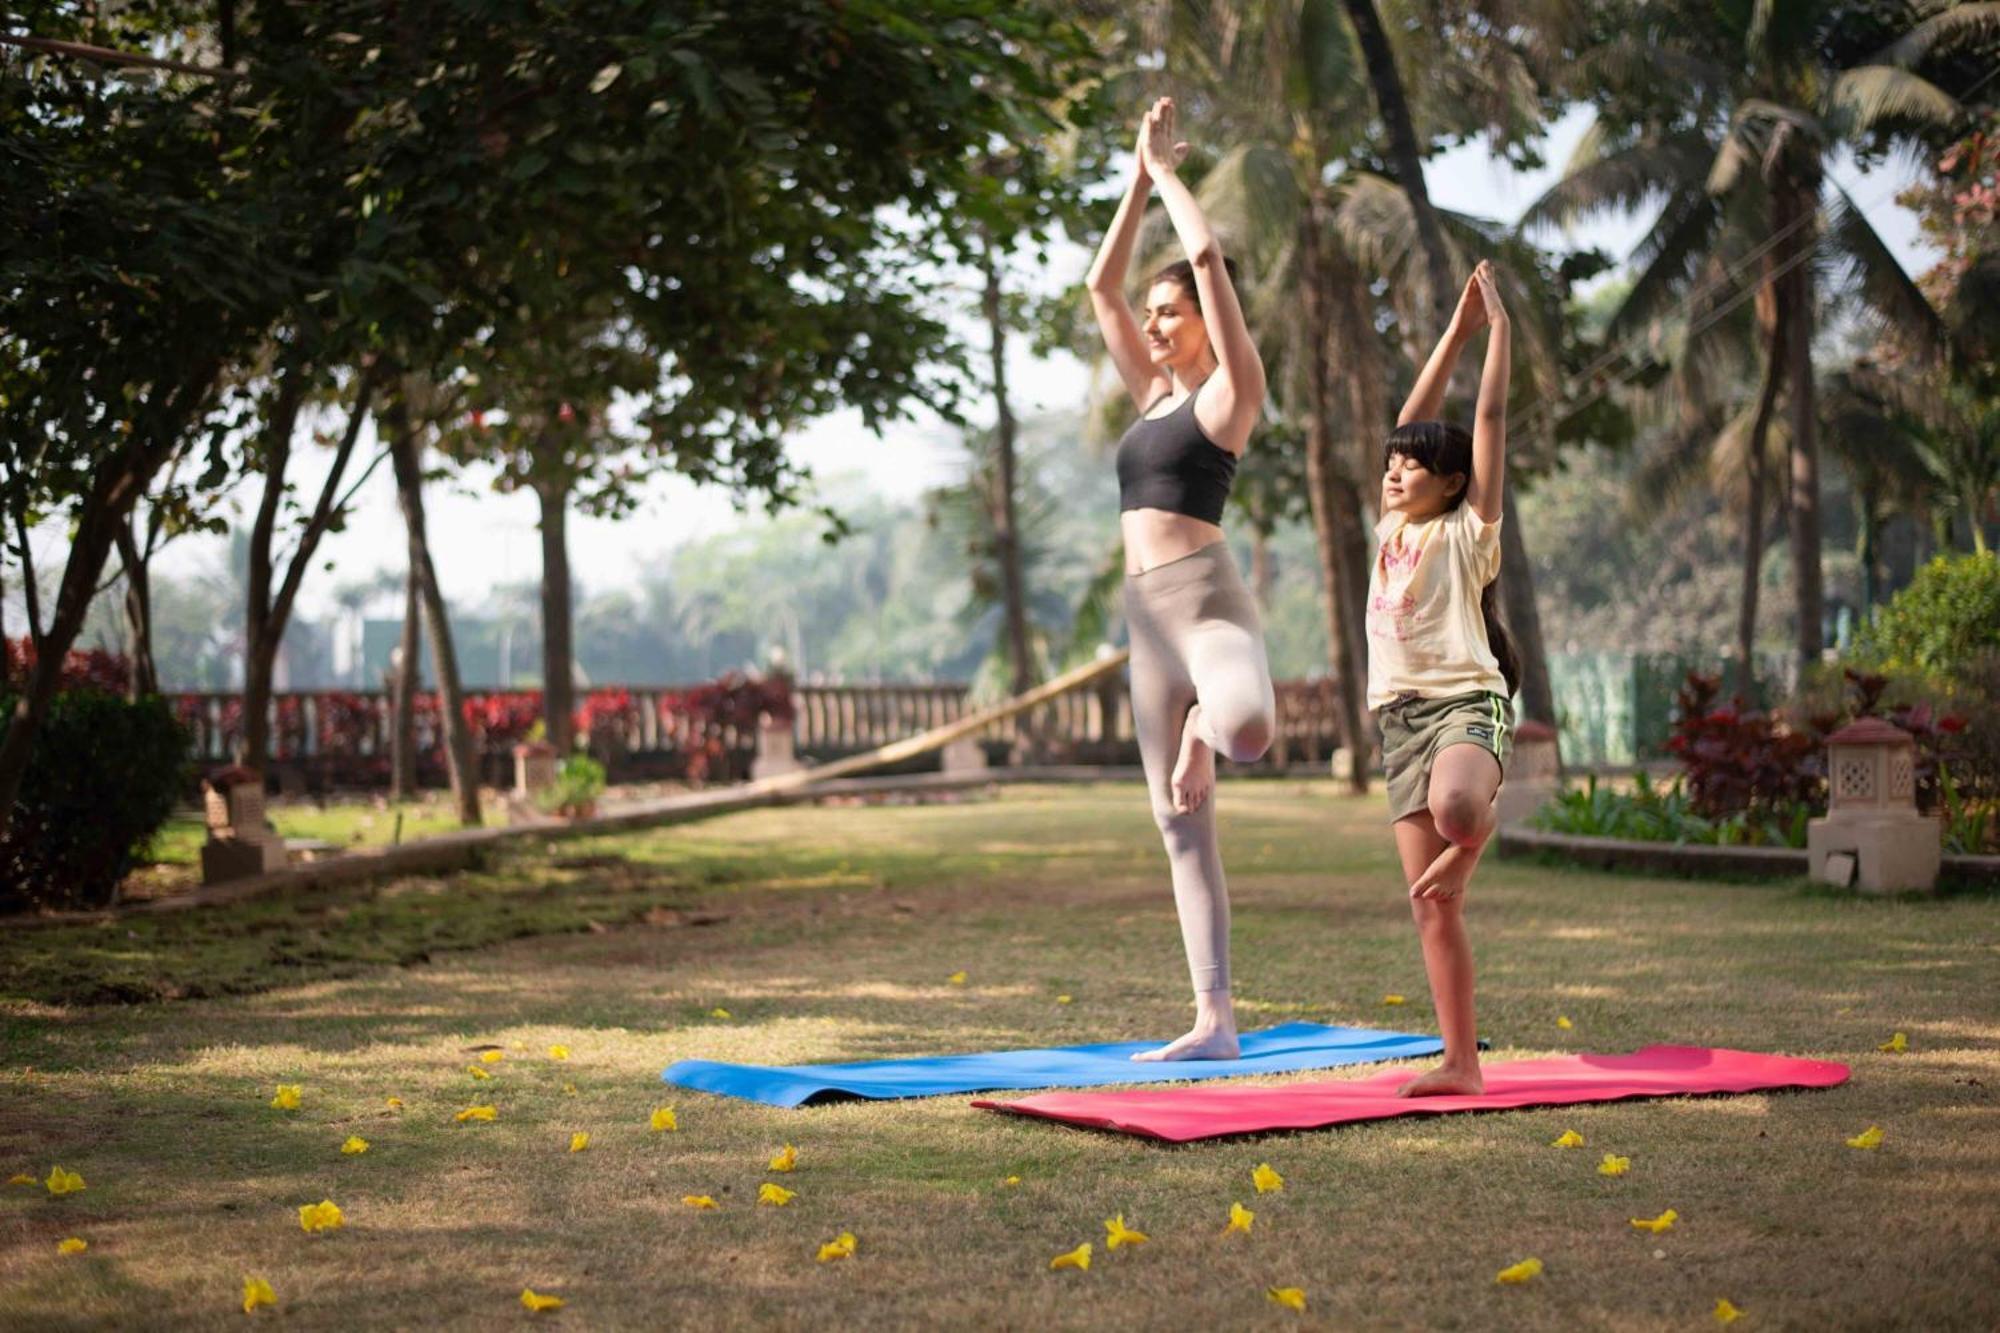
[971,1046,1850,1142]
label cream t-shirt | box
[1365,502,1508,709]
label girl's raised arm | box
[1464,263,1510,524]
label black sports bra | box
[1114,383,1239,525]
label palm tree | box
[1526,0,1974,670]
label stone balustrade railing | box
[164,675,1349,789]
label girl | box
[1369,260,1519,1097]
[1085,97,1276,1062]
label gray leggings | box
[1122,541,1277,994]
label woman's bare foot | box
[1396,1060,1484,1097]
[1133,991,1239,1061]
[1171,703,1215,813]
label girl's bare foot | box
[1133,990,1239,1061]
[1171,703,1215,813]
[1396,1061,1484,1097]
[1409,843,1482,899]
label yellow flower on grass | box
[520,1289,565,1313]
[769,1144,797,1172]
[480,1051,504,1065]
[1598,1154,1631,1176]
[1048,1242,1091,1271]
[270,1085,302,1111]
[1495,1257,1544,1284]
[1003,1175,1021,1187]
[7,1173,36,1186]
[1552,1130,1585,1149]
[1879,1032,1907,1053]
[759,1183,796,1207]
[1252,1163,1284,1194]
[1557,1016,1574,1030]
[1631,1209,1678,1234]
[650,1107,677,1133]
[384,1097,404,1111]
[1714,1297,1744,1323]
[682,1195,718,1210]
[1847,1125,1884,1150]
[242,1275,277,1314]
[548,1045,571,1061]
[57,1237,87,1255]
[947,971,967,985]
[817,1231,858,1263]
[1104,1214,1149,1250]
[45,1167,85,1196]
[297,1200,344,1234]
[709,1008,731,1020]
[1382,994,1406,1006]
[1267,1287,1306,1312]
[467,1065,492,1080]
[1056,995,1074,1005]
[455,1105,497,1123]
[568,1132,590,1153]
[341,1136,369,1156]
[1227,1202,1254,1234]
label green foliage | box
[0,691,191,912]
[1858,552,2000,675]
[1937,765,1999,855]
[539,754,608,817]
[1531,772,1812,849]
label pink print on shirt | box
[1368,527,1433,645]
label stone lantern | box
[1495,719,1561,826]
[1807,717,1940,893]
[750,710,801,780]
[200,766,286,884]
[513,741,557,801]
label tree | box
[1526,0,1982,670]
[0,3,293,832]
[238,358,386,770]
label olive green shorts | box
[1377,691,1511,823]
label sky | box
[33,105,1940,624]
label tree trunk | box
[1342,0,1456,338]
[536,471,576,754]
[239,366,376,771]
[385,398,482,827]
[0,358,218,836]
[1298,205,1373,793]
[979,227,1035,698]
[1249,525,1272,611]
[1858,487,1879,622]
[1497,493,1556,724]
[1737,281,1788,698]
[1777,179,1825,667]
[113,521,160,699]
[389,563,420,803]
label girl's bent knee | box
[1429,787,1489,845]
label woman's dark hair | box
[1382,420,1522,699]
[1149,255,1242,315]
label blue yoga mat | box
[660,1022,1447,1107]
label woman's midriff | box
[1122,508,1226,576]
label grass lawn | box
[2,780,1995,1329]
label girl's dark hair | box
[1149,256,1242,315]
[1382,420,1522,699]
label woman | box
[1085,97,1275,1062]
